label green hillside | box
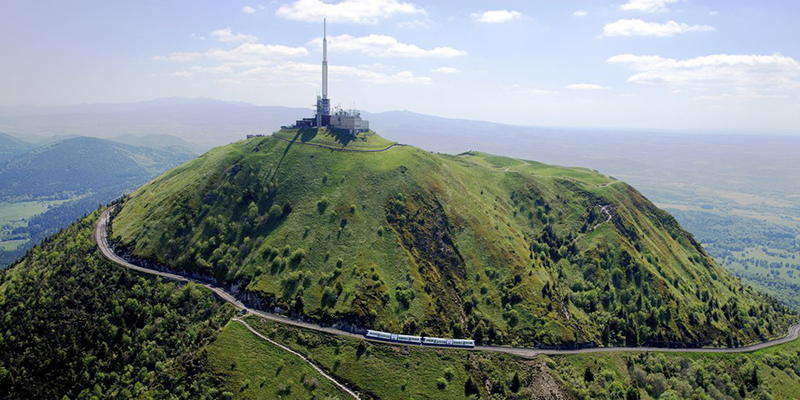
[112,129,793,347]
[221,314,800,400]
[207,321,350,399]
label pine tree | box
[511,372,521,393]
[584,367,595,383]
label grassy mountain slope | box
[236,314,800,400]
[207,321,350,399]
[112,129,793,347]
[225,317,800,400]
[0,210,234,399]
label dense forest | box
[0,210,234,399]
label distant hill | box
[112,129,792,348]
[0,136,194,267]
[0,98,307,151]
[109,133,201,154]
[0,133,33,163]
[0,136,193,200]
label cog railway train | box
[366,330,476,348]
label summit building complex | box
[295,20,369,135]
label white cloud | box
[191,65,235,74]
[431,67,460,74]
[211,27,258,43]
[608,53,800,93]
[603,19,715,37]
[503,84,556,95]
[396,19,430,28]
[242,6,256,14]
[573,10,588,17]
[276,0,425,24]
[154,52,203,62]
[621,0,681,13]
[472,10,523,23]
[170,71,194,78]
[232,61,432,86]
[566,83,609,90]
[206,43,309,65]
[157,43,307,67]
[309,34,466,58]
[391,71,433,84]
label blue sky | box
[1,0,799,133]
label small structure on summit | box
[294,19,369,135]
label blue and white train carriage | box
[366,330,475,348]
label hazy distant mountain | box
[109,133,201,153]
[0,98,307,150]
[0,136,193,200]
[0,132,33,163]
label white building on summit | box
[295,19,370,135]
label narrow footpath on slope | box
[234,317,361,399]
[95,206,800,360]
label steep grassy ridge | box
[113,129,793,347]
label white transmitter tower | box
[316,19,331,127]
[295,19,369,135]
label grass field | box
[207,320,349,399]
[0,200,68,226]
[0,239,27,251]
[727,247,800,283]
[0,199,73,249]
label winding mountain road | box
[95,207,800,359]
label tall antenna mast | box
[322,18,328,100]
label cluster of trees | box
[553,349,800,400]
[0,212,234,399]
